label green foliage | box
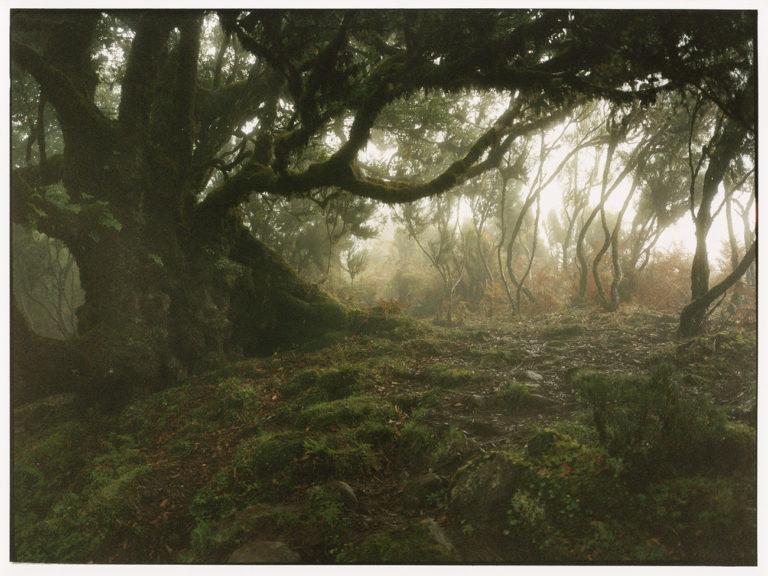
[13,432,151,562]
[571,365,753,482]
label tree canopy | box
[10,9,756,402]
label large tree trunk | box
[10,11,350,406]
[14,206,347,405]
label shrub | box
[570,365,751,482]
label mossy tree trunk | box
[11,12,347,404]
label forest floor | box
[12,305,757,565]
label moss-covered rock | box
[448,452,533,531]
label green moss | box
[13,433,152,562]
[302,485,355,549]
[494,382,533,410]
[191,426,380,523]
[397,421,440,469]
[303,432,379,477]
[423,364,486,388]
[353,419,398,448]
[349,307,423,339]
[297,395,396,430]
[283,364,364,403]
[467,347,524,367]
[191,431,306,520]
[639,475,756,564]
[336,523,457,563]
[119,384,190,438]
[188,503,301,562]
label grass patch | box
[423,363,486,388]
[297,395,397,430]
[283,365,364,403]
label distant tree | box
[396,195,465,324]
[341,245,369,290]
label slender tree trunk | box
[682,117,746,334]
[741,194,756,287]
[495,176,516,312]
[689,118,746,307]
[593,179,637,310]
[680,242,756,335]
[515,192,541,313]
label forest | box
[10,9,757,565]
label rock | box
[227,540,301,563]
[522,370,544,382]
[403,472,445,507]
[448,452,532,529]
[419,518,455,556]
[325,480,360,511]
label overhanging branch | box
[11,39,111,144]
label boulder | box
[227,540,301,563]
[448,452,532,529]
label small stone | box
[227,540,301,563]
[325,480,359,511]
[523,370,544,382]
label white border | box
[1,2,764,575]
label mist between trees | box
[11,9,754,401]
